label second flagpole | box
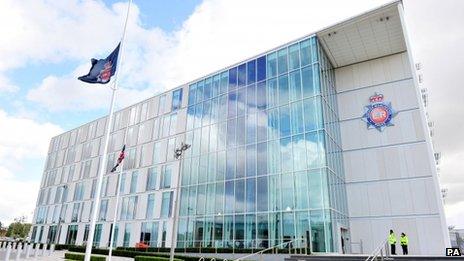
[84,1,132,261]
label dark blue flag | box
[78,43,120,84]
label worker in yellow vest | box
[388,230,397,255]
[400,233,409,255]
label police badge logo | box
[361,93,397,131]
[99,61,113,83]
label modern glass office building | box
[31,1,450,255]
[176,35,347,252]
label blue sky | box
[1,0,202,129]
[0,0,463,229]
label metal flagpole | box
[108,120,130,261]
[84,1,132,261]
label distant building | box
[450,228,464,252]
[30,0,450,255]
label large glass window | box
[172,88,183,111]
[247,60,256,85]
[123,223,131,247]
[130,171,138,193]
[146,167,157,191]
[300,39,311,67]
[256,56,266,82]
[146,193,156,219]
[288,43,300,70]
[161,164,172,188]
[278,75,289,106]
[277,48,288,75]
[267,52,277,78]
[140,222,159,246]
[229,67,237,90]
[99,199,108,221]
[160,192,173,218]
[238,63,246,87]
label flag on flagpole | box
[78,43,120,84]
[110,145,126,172]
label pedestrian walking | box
[400,233,409,255]
[388,230,397,255]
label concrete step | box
[285,254,464,261]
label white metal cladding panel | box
[140,142,154,167]
[131,221,142,246]
[59,225,67,244]
[96,118,107,137]
[75,144,83,163]
[414,216,446,255]
[337,79,418,121]
[136,168,148,193]
[339,109,425,151]
[91,138,101,157]
[148,96,159,119]
[318,5,406,68]
[137,194,148,220]
[171,162,180,190]
[138,120,154,144]
[181,84,189,108]
[90,158,99,178]
[107,197,117,220]
[83,179,92,199]
[100,223,111,247]
[176,108,187,134]
[82,201,91,222]
[346,176,438,218]
[335,52,411,93]
[343,142,433,183]
[76,224,85,244]
[349,215,444,255]
[107,174,118,197]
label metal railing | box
[231,238,308,261]
[365,239,389,261]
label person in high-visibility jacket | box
[388,230,397,255]
[400,233,409,255]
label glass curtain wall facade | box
[178,35,348,252]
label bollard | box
[25,243,32,259]
[5,243,12,261]
[15,243,22,261]
[41,244,47,256]
[34,244,39,258]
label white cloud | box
[0,110,62,224]
[23,0,389,111]
[27,64,155,112]
[0,74,18,93]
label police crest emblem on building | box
[362,93,397,131]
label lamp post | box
[169,142,190,261]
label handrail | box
[233,237,308,261]
[365,239,388,261]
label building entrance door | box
[339,227,349,254]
